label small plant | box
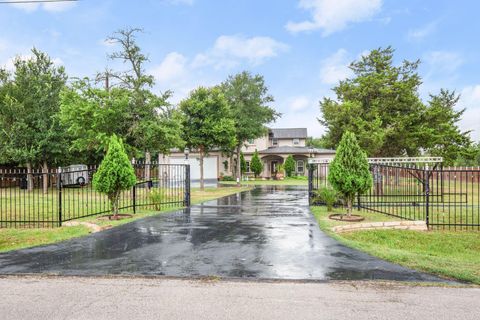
[149,188,167,211]
[284,155,295,177]
[314,187,338,212]
[220,175,235,181]
[93,135,136,218]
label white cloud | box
[424,51,463,74]
[459,85,480,141]
[408,21,437,41]
[286,0,383,36]
[2,53,63,71]
[289,96,311,111]
[192,35,288,69]
[9,0,76,13]
[319,49,352,84]
[151,52,188,84]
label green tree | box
[93,135,136,218]
[240,152,247,174]
[250,150,263,178]
[180,86,236,190]
[319,47,471,160]
[0,48,67,192]
[422,89,471,164]
[328,131,372,216]
[284,155,296,177]
[307,137,328,149]
[103,28,183,163]
[221,71,280,185]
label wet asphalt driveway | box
[0,186,445,281]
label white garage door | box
[169,157,218,180]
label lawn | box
[311,205,480,284]
[0,185,252,252]
[221,176,308,186]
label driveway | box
[0,186,444,282]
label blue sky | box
[0,0,479,140]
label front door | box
[271,161,278,178]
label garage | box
[169,156,218,181]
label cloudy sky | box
[0,0,479,140]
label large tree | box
[103,27,182,163]
[221,71,280,185]
[319,46,471,162]
[179,86,236,190]
[0,48,67,191]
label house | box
[163,128,335,180]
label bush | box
[149,188,167,211]
[314,187,338,212]
[284,155,295,177]
[250,150,263,178]
[220,175,235,181]
[93,135,137,217]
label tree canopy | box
[179,86,236,189]
[221,71,280,183]
[319,46,471,164]
[0,48,68,168]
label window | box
[296,160,304,173]
[293,138,300,145]
[248,139,255,145]
[246,161,251,173]
[272,138,278,146]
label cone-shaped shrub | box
[250,150,263,178]
[93,135,136,217]
[284,155,296,177]
[328,131,372,216]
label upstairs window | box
[293,138,300,145]
[272,138,278,146]
[248,139,255,145]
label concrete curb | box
[332,221,428,233]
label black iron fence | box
[308,162,480,230]
[0,163,190,228]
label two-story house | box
[163,128,335,181]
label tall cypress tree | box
[250,150,263,178]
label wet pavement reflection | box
[0,186,446,281]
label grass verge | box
[0,185,252,253]
[311,205,480,284]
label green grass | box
[311,205,480,284]
[221,176,308,186]
[0,185,252,252]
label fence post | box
[133,184,137,214]
[184,164,191,207]
[57,167,62,227]
[424,167,430,228]
[357,193,361,210]
[308,164,314,204]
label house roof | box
[270,128,307,139]
[258,146,335,155]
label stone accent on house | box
[332,220,428,233]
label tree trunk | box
[26,162,33,192]
[111,192,120,218]
[42,160,48,195]
[199,147,205,191]
[229,155,234,177]
[236,145,241,187]
[346,196,353,216]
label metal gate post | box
[57,167,62,227]
[133,185,137,214]
[424,167,430,227]
[308,164,314,204]
[184,164,191,207]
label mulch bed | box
[96,213,133,221]
[328,213,365,222]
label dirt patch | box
[97,214,133,221]
[328,213,365,222]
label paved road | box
[0,186,444,281]
[0,277,478,320]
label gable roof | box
[258,146,335,155]
[270,128,307,139]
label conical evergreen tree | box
[250,150,263,178]
[328,131,372,216]
[93,135,137,217]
